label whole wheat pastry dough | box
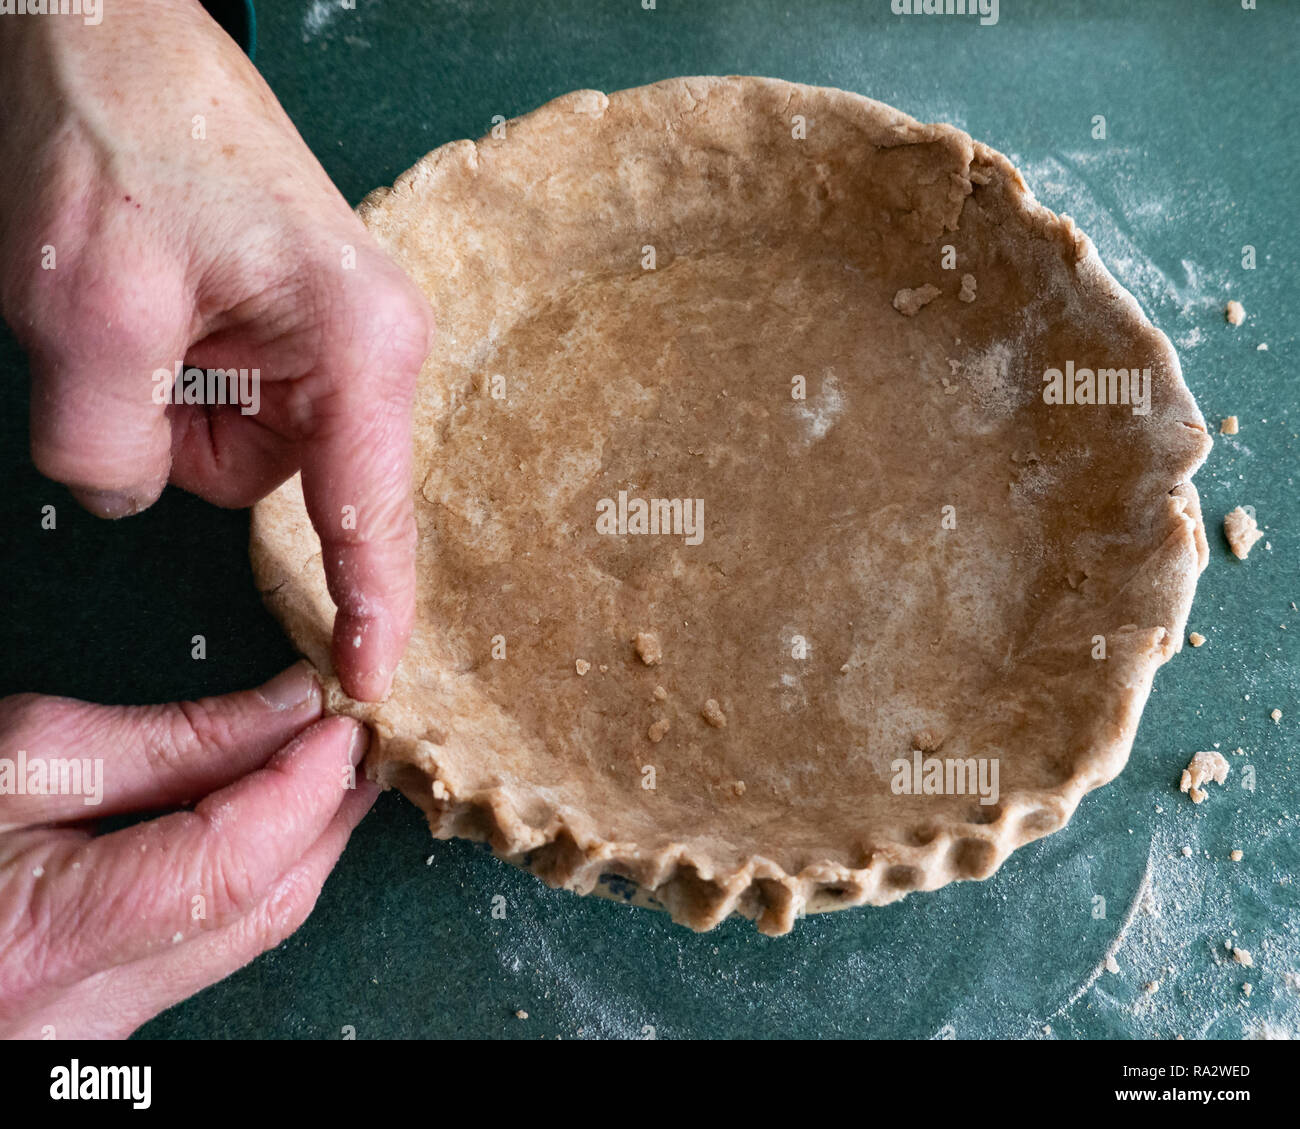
[1223,505,1263,560]
[1179,750,1230,804]
[250,77,1211,934]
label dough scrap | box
[892,283,941,316]
[1179,750,1230,804]
[633,632,663,666]
[250,78,1211,934]
[1224,506,1263,560]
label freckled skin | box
[0,1,430,1034]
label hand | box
[0,1,434,701]
[0,663,377,1039]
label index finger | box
[299,272,432,701]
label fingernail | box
[349,724,371,766]
[257,661,319,711]
[72,487,147,519]
[353,667,394,703]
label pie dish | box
[250,76,1211,934]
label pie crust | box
[250,77,1211,934]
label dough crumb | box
[1224,506,1264,560]
[733,780,746,796]
[647,718,671,743]
[1144,980,1160,995]
[1188,631,1206,647]
[1233,948,1253,967]
[1181,846,1194,857]
[1179,750,1230,804]
[892,283,941,317]
[958,273,977,302]
[574,659,591,676]
[1230,849,1244,861]
[701,699,727,728]
[653,685,667,701]
[633,632,662,666]
[515,1009,529,1020]
[1220,415,1239,435]
[1105,954,1121,974]
[1225,299,1246,326]
[1270,708,1282,723]
[1243,982,1253,997]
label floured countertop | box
[0,0,1288,1040]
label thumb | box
[0,662,324,829]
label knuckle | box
[139,707,198,780]
[36,266,186,366]
[148,699,232,777]
[338,276,433,380]
[205,835,264,923]
[247,867,318,953]
[0,851,68,1010]
[173,697,231,750]
[320,488,415,559]
[0,913,44,1009]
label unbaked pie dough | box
[251,77,1211,934]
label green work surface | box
[1,0,1295,1040]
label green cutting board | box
[0,0,1294,1039]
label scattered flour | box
[303,0,346,40]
